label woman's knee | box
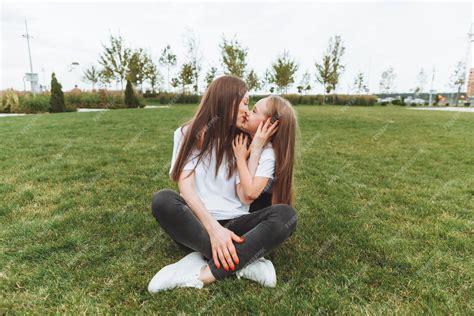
[151,189,178,220]
[271,204,298,237]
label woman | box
[148,75,297,292]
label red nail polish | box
[224,266,229,271]
[231,266,235,271]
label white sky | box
[1,0,473,94]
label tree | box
[159,44,177,93]
[171,78,180,91]
[146,62,160,93]
[315,54,332,96]
[127,48,156,92]
[50,72,65,113]
[184,30,203,94]
[204,66,218,87]
[379,67,396,94]
[174,63,194,94]
[268,51,299,94]
[414,68,427,96]
[246,69,261,92]
[124,79,140,108]
[263,69,274,94]
[82,65,100,90]
[449,61,466,106]
[353,72,368,95]
[220,37,248,77]
[315,35,345,103]
[99,34,132,92]
[299,71,312,95]
[98,68,113,89]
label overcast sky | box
[1,1,473,94]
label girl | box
[232,95,298,211]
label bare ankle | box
[199,264,216,285]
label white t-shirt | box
[236,142,275,194]
[169,125,275,220]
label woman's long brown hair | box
[265,96,299,207]
[171,75,248,181]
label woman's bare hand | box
[208,222,245,271]
[250,117,279,151]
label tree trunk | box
[195,75,199,94]
[455,86,461,106]
[167,66,170,93]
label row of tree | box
[82,32,467,99]
[83,32,348,97]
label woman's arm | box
[178,169,245,271]
[178,170,219,232]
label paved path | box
[407,107,474,113]
[0,113,27,118]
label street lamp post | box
[22,20,38,95]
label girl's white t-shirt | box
[169,125,275,220]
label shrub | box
[143,92,201,105]
[21,94,51,113]
[50,73,66,112]
[1,89,20,113]
[81,92,101,108]
[65,91,100,108]
[124,80,140,108]
[65,89,82,107]
[243,94,376,106]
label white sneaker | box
[148,251,207,293]
[236,256,277,287]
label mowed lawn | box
[0,105,472,314]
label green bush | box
[62,90,128,109]
[65,91,101,108]
[145,92,201,105]
[20,94,51,113]
[240,94,376,106]
[64,90,82,107]
[81,92,101,108]
[109,91,128,109]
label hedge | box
[143,92,377,106]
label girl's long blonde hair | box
[265,95,299,207]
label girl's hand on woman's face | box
[232,133,250,161]
[250,117,279,150]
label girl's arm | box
[233,134,268,203]
[233,119,279,204]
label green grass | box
[1,105,472,314]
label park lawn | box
[0,105,472,314]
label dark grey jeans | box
[151,189,297,280]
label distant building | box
[468,68,474,97]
